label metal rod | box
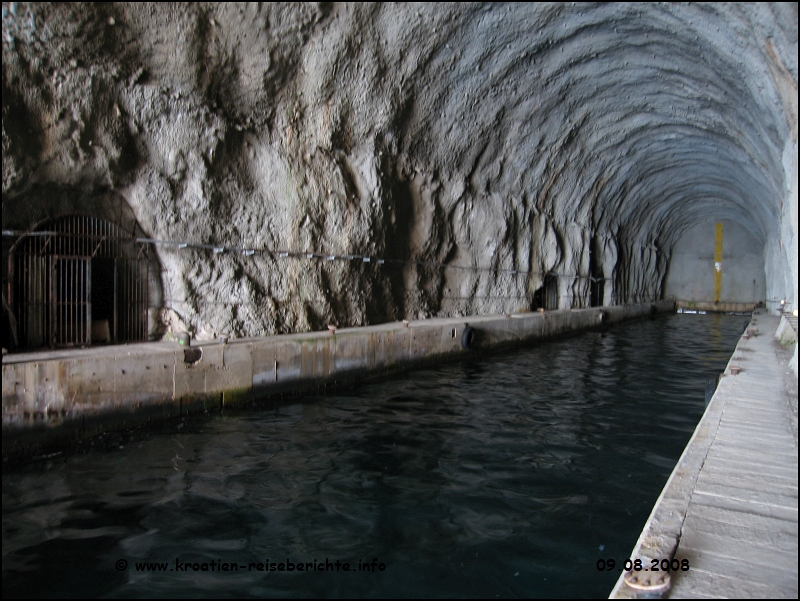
[73,259,75,344]
[29,254,32,346]
[65,258,68,345]
[79,258,82,343]
[70,259,74,344]
[76,259,79,343]
[142,261,145,339]
[22,254,26,345]
[25,253,29,345]
[79,258,82,344]
[145,261,149,339]
[86,258,91,345]
[55,257,59,345]
[50,256,54,346]
[135,260,139,339]
[31,255,35,346]
[121,260,125,340]
[67,258,73,343]
[26,255,33,344]
[34,255,38,346]
[68,259,72,344]
[8,252,13,342]
[119,260,123,340]
[84,258,87,344]
[31,254,34,346]
[129,261,133,340]
[62,258,66,345]
[113,259,118,344]
[137,260,141,339]
[74,256,85,344]
[129,260,132,340]
[70,259,73,344]
[77,258,80,344]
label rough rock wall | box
[2,3,797,340]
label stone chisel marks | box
[611,315,798,599]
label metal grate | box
[8,215,149,349]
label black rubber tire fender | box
[461,325,476,350]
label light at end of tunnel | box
[714,223,723,303]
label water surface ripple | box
[2,314,746,598]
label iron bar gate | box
[7,215,150,349]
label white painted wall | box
[664,219,766,304]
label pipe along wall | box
[3,302,673,460]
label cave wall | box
[2,3,797,342]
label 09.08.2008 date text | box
[596,558,689,572]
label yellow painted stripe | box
[714,222,723,303]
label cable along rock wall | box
[2,3,797,341]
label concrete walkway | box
[3,303,669,461]
[612,313,798,598]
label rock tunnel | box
[2,3,797,366]
[2,6,799,597]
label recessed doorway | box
[8,215,150,349]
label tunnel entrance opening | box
[591,278,605,308]
[590,265,604,308]
[7,215,150,350]
[533,274,559,311]
[589,239,604,307]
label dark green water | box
[2,313,745,598]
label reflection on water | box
[3,314,744,598]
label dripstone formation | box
[2,3,797,343]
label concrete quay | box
[3,301,671,460]
[611,311,798,599]
[675,301,757,314]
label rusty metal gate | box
[8,215,149,349]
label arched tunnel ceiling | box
[2,2,797,337]
[389,2,794,247]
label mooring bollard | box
[623,568,670,598]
